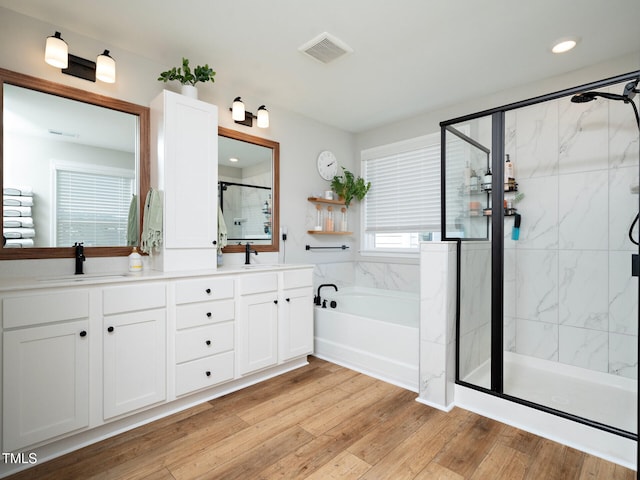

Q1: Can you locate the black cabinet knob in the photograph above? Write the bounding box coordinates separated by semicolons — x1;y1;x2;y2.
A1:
107;326;114;333
79;330;87;337
205;288;211;294
273;300;278;304
286;298;290;302
205;371;211;377
206;340;211;346
206;312;212;318
212;240;217;245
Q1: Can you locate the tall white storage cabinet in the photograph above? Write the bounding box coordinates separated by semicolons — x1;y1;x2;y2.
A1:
150;90;219;271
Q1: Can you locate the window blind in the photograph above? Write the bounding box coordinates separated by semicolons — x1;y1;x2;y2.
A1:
363;134;440;233
55;169;134;247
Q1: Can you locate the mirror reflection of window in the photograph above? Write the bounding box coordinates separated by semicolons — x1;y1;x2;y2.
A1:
3;83;137;248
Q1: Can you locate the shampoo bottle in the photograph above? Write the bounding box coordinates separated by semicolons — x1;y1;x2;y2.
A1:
483;168;492;191
505;154;514;183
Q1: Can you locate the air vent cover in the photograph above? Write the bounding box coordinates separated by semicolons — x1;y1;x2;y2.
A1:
299;32;352;64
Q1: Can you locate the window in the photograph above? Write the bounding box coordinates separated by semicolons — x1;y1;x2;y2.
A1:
54;164;135;247
362;133;440;254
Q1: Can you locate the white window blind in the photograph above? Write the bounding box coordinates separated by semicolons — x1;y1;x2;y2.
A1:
55;168;134;247
363;133;440;234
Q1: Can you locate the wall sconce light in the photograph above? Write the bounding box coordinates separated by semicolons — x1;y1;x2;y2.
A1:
229;97;269;128
44;31;116;83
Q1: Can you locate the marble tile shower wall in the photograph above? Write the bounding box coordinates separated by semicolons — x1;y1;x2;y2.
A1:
504;82;639;379
313;261;420;293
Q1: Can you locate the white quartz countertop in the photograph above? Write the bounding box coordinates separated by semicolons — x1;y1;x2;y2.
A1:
0;263;313;292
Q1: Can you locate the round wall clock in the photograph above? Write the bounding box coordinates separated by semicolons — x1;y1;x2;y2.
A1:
317;150;338;180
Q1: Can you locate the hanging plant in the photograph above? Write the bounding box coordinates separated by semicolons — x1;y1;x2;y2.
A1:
158;58;216;86
330;167;371;208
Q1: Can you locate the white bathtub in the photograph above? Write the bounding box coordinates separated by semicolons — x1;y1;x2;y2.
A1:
314;287;419;391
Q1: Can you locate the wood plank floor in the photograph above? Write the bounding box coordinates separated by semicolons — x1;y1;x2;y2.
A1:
5;357;636;480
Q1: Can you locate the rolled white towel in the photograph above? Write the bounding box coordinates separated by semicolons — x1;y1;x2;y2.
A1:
3;217;34;228
3;206;32;217
3;186;33;197
3;196;34;207
4;238;34;248
3;228;35;238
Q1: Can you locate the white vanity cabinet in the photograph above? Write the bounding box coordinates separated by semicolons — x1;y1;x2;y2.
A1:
279;269;314;361
150;90;219;272
2;290;90;451
102;283;167;419
174;277;235;396
237;273;279;375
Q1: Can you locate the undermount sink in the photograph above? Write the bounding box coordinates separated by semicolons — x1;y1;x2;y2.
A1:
38;273;130;282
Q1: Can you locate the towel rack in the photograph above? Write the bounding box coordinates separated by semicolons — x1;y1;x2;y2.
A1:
305;244;349;250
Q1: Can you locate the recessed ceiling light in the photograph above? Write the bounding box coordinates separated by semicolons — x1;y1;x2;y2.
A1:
551;37;579;54
229;157;239;163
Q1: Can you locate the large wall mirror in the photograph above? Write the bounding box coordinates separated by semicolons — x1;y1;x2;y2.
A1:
0;68;149;260
218;126;279;254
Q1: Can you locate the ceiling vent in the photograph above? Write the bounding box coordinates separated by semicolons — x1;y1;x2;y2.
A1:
298;32;352;64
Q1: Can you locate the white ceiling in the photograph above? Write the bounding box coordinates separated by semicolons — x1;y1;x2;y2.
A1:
2;0;639;133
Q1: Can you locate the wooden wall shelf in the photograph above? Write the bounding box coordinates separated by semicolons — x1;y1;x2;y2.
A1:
307;230;352;235
307;196;345;206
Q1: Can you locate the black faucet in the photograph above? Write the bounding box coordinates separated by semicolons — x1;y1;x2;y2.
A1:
315;283;338;306
244;242;258;265
74;242;85;275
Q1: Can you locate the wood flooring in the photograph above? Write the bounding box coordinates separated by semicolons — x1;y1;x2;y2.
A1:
4;356;636;480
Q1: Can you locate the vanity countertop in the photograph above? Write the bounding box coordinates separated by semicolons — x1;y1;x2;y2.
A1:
0;263;313;292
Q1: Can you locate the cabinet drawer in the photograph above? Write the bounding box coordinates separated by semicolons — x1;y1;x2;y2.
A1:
3;290;89;329
283;268;313;289
175;351;234;396
175;322;234;363
239;273;277;295
176;300;234;330
103;283;165;315
175;277;234;304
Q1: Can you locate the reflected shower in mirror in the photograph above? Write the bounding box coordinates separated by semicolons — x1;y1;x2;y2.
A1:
218;127;279;253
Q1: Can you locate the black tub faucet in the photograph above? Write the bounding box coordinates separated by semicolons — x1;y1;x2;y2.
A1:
74;242;85;275
244;242;258;265
315;283;338;306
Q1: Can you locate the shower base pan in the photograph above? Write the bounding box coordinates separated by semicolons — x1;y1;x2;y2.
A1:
458;352;637;468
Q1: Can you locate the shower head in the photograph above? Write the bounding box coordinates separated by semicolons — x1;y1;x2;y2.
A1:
570;91;627;103
570;92;596;103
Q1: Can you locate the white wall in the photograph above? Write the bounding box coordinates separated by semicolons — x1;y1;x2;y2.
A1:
0;7;356;276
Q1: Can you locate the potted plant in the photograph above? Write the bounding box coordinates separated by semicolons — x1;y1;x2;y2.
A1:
158;58;216;99
330;167;371;207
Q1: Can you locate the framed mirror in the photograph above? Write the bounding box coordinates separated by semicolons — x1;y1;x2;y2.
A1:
0;68;150;260
218;126;279;254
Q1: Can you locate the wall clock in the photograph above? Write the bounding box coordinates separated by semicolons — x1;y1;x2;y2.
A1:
317;150;338;180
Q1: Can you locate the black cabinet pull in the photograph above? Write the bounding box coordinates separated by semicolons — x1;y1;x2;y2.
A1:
206;340;211;346
206;312;212;318
286;298;290;302
273;300;278;304
212;240;217;245
205;371;211;377
107;326;114;333
79;330;87;337
205;288;211;294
